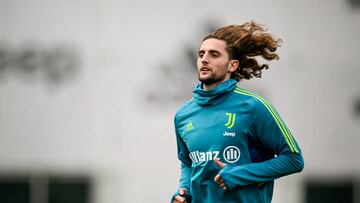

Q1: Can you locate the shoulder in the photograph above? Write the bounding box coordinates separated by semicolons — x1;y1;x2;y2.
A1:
233;87;272;115
174;98;197;121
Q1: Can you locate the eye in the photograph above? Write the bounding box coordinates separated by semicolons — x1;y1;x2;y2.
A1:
209;50;220;58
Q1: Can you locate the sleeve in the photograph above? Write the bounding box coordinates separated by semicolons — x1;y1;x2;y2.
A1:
174;116;192;191
219;99;304;190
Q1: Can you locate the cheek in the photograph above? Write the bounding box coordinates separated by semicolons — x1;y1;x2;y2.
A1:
214;61;229;72
196;58;202;69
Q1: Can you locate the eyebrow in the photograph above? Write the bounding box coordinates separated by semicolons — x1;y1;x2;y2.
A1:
198;49;222;55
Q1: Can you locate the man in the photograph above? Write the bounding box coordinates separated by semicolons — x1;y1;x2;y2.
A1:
171;21;304;203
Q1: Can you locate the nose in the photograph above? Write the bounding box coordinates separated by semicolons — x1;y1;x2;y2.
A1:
200;53;209;64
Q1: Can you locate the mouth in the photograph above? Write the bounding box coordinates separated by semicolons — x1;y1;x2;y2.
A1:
200;67;211;72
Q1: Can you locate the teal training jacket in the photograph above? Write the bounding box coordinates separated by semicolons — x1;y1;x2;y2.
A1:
171;79;304;203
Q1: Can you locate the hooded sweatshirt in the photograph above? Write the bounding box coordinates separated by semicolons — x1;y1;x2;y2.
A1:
171;79;304;203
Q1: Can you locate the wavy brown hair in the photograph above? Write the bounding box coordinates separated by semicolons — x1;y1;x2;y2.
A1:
203;21;282;81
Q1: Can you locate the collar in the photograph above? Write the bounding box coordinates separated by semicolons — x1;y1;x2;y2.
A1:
192;79;237;106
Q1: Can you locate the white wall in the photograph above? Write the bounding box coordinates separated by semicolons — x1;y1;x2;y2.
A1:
1;0;360;202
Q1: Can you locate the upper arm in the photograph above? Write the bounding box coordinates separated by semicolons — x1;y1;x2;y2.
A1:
251;98;301;155
174;116;192;167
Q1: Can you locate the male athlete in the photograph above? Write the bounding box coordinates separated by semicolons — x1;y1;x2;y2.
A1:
171;21;304;203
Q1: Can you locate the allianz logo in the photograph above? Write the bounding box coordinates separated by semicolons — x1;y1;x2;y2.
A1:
189;151;219;164
223;131;236;137
189;146;241;164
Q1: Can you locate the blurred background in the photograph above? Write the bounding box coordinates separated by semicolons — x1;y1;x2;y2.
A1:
0;0;360;202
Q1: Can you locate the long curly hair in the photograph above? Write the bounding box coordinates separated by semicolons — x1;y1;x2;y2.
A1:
203;21;282;81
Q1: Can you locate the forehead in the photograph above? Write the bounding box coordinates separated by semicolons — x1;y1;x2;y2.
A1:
199;38;227;52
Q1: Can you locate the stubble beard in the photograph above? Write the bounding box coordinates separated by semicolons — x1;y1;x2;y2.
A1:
198;71;226;86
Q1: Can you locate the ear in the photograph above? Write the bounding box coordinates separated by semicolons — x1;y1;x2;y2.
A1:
228;60;239;73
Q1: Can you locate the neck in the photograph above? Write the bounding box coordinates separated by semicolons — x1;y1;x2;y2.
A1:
203;77;230;91
203;82;220;91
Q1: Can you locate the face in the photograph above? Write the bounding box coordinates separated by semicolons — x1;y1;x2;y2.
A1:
197;38;237;88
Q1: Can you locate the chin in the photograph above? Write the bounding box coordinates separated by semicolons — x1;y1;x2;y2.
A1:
199;78;215;85
198;77;210;83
